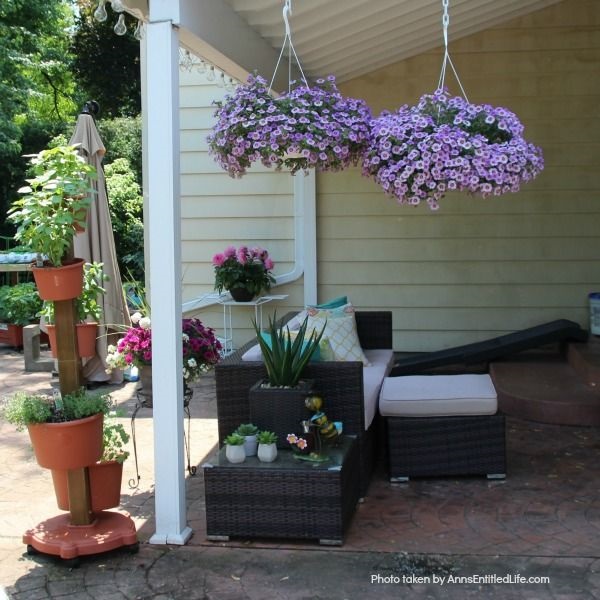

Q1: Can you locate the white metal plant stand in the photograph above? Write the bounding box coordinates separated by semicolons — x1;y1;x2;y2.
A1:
218;294;288;356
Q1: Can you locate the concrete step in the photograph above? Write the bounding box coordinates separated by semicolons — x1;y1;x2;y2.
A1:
490;360;600;426
568;338;600;386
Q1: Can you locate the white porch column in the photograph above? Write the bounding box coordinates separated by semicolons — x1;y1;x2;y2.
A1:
143;16;191;545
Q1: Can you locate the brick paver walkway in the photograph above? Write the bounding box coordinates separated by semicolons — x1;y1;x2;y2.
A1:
1;347;599;599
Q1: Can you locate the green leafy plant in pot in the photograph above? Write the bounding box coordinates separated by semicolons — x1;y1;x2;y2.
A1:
41;262;107;358
0;283;43;348
257;430;278;463
7;145;97;301
248;313;325;448
224;432;246;463
1;388;111;470
235;423;259;456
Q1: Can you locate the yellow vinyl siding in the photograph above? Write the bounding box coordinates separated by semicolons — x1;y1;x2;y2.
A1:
325;0;600;350
179;67;300;343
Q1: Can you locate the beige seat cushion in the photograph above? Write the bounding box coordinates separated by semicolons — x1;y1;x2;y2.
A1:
379;374;497;417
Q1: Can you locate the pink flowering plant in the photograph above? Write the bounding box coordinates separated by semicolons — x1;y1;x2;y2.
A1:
106;314;221;383
208;74;372;177
212;245;275;297
362;88;544;210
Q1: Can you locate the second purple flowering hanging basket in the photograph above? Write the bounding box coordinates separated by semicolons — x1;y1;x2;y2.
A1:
362;88;545;210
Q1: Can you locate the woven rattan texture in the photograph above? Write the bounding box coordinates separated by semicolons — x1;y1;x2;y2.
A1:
248;379;314;448
204;436;360;543
215;311;392;497
386;414;506;479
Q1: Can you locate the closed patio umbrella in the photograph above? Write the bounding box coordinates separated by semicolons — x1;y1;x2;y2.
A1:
70;104;130;383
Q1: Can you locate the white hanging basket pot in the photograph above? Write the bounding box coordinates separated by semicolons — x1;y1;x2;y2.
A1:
362;88;544;210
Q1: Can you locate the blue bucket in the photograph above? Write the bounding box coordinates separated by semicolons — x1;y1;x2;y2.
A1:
589;293;600;335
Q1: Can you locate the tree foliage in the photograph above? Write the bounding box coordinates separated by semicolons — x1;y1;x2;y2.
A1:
71;1;141;118
104;158;144;281
0;0;78;236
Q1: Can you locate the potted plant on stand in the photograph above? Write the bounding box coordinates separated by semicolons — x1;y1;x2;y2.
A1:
1;388;110;471
51;411;131;513
249;314;325;447
7;145;97;301
0;282;43;348
212;245;275;302
106;312;222;407
257;430;278;463
224;432;246;464
42;262;107;359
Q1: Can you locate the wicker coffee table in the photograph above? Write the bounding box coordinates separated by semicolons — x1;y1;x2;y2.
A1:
203;435;359;545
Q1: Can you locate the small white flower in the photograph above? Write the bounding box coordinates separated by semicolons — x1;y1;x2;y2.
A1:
139;317;151;330
183;369;189;380
182;333;189;343
107;344;116;353
187;358;197;368
131;312;142;324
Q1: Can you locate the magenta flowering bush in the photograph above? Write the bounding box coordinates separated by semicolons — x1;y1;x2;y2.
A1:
362;88;545;210
212;245;275;297
207;74;372;177
106;315;221;383
181;318;222;381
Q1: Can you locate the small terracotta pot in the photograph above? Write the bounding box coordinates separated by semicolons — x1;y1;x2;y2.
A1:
75;322;98;358
32;258;85;301
52;460;124;512
46;322;98;359
27;413;103;470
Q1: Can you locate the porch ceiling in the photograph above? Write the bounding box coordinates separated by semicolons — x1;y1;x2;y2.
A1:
222;0;563;82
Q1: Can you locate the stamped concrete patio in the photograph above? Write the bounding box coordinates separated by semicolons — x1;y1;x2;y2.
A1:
1;345;599;599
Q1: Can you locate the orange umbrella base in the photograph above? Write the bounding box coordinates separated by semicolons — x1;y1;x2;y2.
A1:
23;511;137;560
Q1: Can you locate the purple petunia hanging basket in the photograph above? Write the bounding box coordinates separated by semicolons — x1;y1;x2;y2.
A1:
362;88;545;210
208;74;372;177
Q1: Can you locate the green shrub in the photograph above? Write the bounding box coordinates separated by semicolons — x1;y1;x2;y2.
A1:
0;282;42;325
104;158;144;281
102;413;130;463
98;117;142;187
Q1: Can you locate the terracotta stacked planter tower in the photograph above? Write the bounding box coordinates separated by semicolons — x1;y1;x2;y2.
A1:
22;247;137;562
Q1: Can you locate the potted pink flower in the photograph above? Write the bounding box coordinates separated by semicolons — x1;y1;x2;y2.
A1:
212;245;275;302
106;314;221;406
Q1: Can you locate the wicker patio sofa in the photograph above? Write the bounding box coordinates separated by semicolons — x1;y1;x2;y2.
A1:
214;310;393;498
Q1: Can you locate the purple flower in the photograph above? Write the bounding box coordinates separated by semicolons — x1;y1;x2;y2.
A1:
363;87;544;209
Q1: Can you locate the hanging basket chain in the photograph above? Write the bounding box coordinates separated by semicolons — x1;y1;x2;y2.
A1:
436;0;469;101
269;0;310;93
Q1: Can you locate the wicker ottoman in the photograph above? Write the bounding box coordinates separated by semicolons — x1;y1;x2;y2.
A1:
203;435;360;545
379;374;506;482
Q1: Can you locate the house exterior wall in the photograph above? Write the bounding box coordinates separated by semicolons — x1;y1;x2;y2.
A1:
179;0;599;352
328;0;600;351
179;66;301;341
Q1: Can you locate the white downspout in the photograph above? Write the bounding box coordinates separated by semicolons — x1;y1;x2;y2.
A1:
272;169;317;306
181;169;317;314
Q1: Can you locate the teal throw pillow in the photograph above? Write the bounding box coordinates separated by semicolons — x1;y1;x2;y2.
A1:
309;296;348;310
